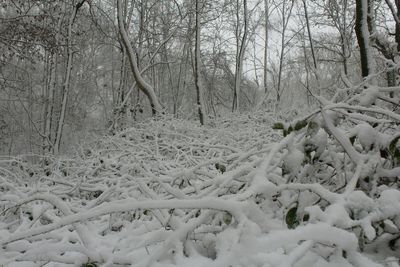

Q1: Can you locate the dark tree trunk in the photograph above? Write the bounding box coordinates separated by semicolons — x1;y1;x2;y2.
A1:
355;0;372;78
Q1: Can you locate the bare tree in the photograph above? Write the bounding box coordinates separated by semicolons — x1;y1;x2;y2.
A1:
263;0;269;95
276;0;295;102
117;0;163;116
194;0;207;125
302;0;318;75
54;0;87;155
232;0;248;112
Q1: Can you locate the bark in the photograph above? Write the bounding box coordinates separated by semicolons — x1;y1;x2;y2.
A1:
341;0;349;75
117;0;163;116
194;0;207;125
340;34;349;75
355;0;373;78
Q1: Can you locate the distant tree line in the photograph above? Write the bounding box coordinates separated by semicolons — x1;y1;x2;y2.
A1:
0;0;398;155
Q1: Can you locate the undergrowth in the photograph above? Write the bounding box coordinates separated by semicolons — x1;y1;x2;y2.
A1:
0;82;399;266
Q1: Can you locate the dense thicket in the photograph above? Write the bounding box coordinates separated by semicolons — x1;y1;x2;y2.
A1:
0;0;399;266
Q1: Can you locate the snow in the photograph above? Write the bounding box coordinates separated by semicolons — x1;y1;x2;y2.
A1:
345;190;376;212
283;147;304;176
351;123;378;151
377;190;400;218
0;103;399;267
359;87;380;107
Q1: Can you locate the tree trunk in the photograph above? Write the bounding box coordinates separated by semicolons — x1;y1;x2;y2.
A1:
43;52;57;153
194;0;207;125
117;0;163;116
341;0;349;75
263;0;269;95
233;0;248;112
114;50;128;130
302;0;320;93
355;0;374;78
276;0;294;102
302;0;317;71
395;0;400;89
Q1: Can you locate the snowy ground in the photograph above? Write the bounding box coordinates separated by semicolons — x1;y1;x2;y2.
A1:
0;107;399;267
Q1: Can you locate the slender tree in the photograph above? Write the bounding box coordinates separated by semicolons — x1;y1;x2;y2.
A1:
233;0;248;112
276;0;295;102
194;0;207;125
54;0;87;155
263;0;269;95
117;0;163;116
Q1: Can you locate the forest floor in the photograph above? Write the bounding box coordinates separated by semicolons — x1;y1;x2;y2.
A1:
0;111;399;267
